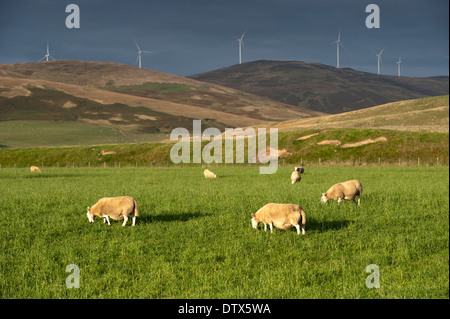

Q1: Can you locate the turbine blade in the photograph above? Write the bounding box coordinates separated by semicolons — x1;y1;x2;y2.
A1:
134;39;141;51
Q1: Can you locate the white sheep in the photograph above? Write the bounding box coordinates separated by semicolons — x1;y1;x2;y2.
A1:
251;203;306;235
99;149;117;155
290;167;304;184
321;180;362;206
30;166;41;173
203;169;217;178
86;196;139;226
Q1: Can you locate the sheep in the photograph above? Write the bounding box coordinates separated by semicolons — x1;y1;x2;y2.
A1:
203;169;217;178
30;166;41;173
99;149;117;155
251;203;306;235
86;196;139;226
321;180;362;206
290;167;304;184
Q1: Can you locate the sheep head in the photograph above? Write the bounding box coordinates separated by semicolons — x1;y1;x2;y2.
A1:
86;206;94;223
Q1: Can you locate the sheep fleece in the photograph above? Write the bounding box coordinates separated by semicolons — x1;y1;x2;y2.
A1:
90;196;138;220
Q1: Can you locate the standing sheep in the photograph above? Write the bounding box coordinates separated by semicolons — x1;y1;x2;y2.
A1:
321;180;362;206
86;196;139;226
30;166;41;173
290;167;304;184
203;169;217;178
251;203;306;235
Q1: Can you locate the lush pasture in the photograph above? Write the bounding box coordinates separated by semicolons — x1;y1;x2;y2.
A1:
0;166;448;298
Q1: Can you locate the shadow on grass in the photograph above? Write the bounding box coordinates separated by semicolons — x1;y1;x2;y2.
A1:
306;219;351;232
22;172;103;179
138;211;212;224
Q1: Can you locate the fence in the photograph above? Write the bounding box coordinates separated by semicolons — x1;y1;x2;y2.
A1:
0;156;448;169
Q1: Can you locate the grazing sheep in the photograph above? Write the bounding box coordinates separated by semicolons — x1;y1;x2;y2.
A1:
321;180;362;206
30;166;41;173
290;167;304;184
86;196;139;226
203;169;217;178
251;203;306;235
99;149;117;155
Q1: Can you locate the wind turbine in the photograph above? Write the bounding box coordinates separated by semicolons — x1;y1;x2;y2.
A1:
134;39;152;69
237;31;246;64
396;56;402;77
376;47;385;75
39;41;55;62
334;30;344;68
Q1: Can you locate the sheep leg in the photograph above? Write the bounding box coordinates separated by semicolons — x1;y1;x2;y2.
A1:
132;215;136;226
357;197;361;206
269;223;273;234
338;198;342;205
122;215;128;227
104;216;111;225
295;225;300;235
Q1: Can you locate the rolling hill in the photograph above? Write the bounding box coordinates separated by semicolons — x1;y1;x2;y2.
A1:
189;60;449;114
266;95;449;133
0;60;322;148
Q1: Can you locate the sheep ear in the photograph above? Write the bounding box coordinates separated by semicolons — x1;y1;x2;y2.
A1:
251;213;255;218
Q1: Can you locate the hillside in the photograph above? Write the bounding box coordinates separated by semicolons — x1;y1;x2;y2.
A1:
0;128;447;168
269;95;449;133
0;60;323;148
189;60;449;114
0;60;322;121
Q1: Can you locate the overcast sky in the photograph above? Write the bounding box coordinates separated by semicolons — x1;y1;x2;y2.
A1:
0;0;448;77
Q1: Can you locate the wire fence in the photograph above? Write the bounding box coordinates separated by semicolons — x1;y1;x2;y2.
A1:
0;156;448;169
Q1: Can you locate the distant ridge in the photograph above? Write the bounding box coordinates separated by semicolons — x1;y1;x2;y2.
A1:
0;60;324;147
189;60;449;114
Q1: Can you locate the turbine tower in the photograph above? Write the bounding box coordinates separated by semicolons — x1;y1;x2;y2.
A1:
376;47;385;75
39;41;54;62
134;39;152;69
237;31;246;64
334;30;344;68
396;56;402;77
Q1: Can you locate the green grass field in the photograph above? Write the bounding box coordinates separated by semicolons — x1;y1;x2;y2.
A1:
0;166;448;298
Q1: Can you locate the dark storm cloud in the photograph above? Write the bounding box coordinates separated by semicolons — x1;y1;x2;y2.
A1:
0;0;448;76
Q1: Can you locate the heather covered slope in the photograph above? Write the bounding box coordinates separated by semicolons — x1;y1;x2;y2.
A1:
189;60;449;114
